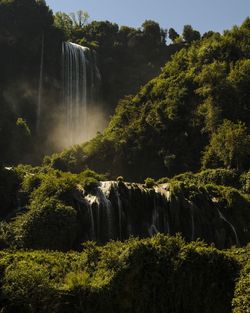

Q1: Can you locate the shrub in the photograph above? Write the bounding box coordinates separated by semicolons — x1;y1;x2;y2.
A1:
13;198;78;250
240;171;250;193
0;235;241;313
232;262;250;313
2;260;57;313
144;177;155;188
197;168;240;188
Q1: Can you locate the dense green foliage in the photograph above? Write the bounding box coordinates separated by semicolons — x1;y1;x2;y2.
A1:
0;235;245;313
227;245;250;313
159;168;243;189
0;166;107;249
232;258;250;313
46;19;250;180
202;120;250;170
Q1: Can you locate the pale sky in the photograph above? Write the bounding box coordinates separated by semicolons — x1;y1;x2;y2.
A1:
45;0;250;34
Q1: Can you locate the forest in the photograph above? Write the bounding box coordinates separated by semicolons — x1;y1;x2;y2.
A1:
0;0;249;312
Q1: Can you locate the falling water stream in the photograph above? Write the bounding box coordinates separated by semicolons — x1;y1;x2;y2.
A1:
62;42;89;144
217;208;240;246
75;181;243;247
37;32;45;131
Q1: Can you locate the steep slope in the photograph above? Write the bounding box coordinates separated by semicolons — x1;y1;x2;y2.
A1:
47;19;250;180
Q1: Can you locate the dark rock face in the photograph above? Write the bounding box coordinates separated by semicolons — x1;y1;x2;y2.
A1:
76;181;248;248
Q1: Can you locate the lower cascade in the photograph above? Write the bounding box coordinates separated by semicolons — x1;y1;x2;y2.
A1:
217;208;240;246
62;42;100;145
75;181;244;248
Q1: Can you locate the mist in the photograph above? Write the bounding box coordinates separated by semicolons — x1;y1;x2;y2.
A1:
49;102;108;151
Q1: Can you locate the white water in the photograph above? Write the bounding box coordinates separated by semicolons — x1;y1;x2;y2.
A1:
114;186;123;239
85;193;96;240
217;208;240;246
188;201;195;241
37;33;44;131
79;181;241;247
62;42;89;145
98;182;114;239
148;224;159;237
191;206;195;241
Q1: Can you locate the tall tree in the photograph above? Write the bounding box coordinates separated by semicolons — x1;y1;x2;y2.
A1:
183;25;201;43
142;20;162;45
168;28;179;42
70;10;89;28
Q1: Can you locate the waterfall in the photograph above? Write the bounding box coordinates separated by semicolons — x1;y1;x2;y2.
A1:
113;185;123;239
217;208;240;246
62;42;99;145
98;182;114;239
78;181;243;248
37;32;45;131
191;206;195;241
149;195;160;237
85;193;96;240
187;200;195;241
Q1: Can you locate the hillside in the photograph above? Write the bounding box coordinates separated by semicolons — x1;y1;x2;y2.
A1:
47;18;250;181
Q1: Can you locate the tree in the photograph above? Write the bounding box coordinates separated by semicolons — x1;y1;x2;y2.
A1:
202;120;250;170
54;11;73;37
70;10;89;28
240;16;250;30
183;25;201;43
202;31;218;39
168;28;179;42
142;20;162;45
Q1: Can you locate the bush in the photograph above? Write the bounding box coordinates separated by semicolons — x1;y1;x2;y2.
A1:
2;260;57;313
144;177;155;188
197;168;240;188
0;235;240;313
232;261;250;313
13;198;78;250
240;171;250;193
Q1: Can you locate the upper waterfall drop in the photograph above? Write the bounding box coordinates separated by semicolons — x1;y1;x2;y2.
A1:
37;32;45;132
62;42;100;145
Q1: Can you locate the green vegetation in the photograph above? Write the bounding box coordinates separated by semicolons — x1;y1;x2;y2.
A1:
46;19;250;180
53;16;187;117
232;259;250;313
0;235;246;313
144;177;155;188
160;168;242;188
202;120;250;170
0;166;107;249
227;245;250;313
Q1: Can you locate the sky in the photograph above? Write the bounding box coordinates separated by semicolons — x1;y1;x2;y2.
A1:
45;0;250;35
